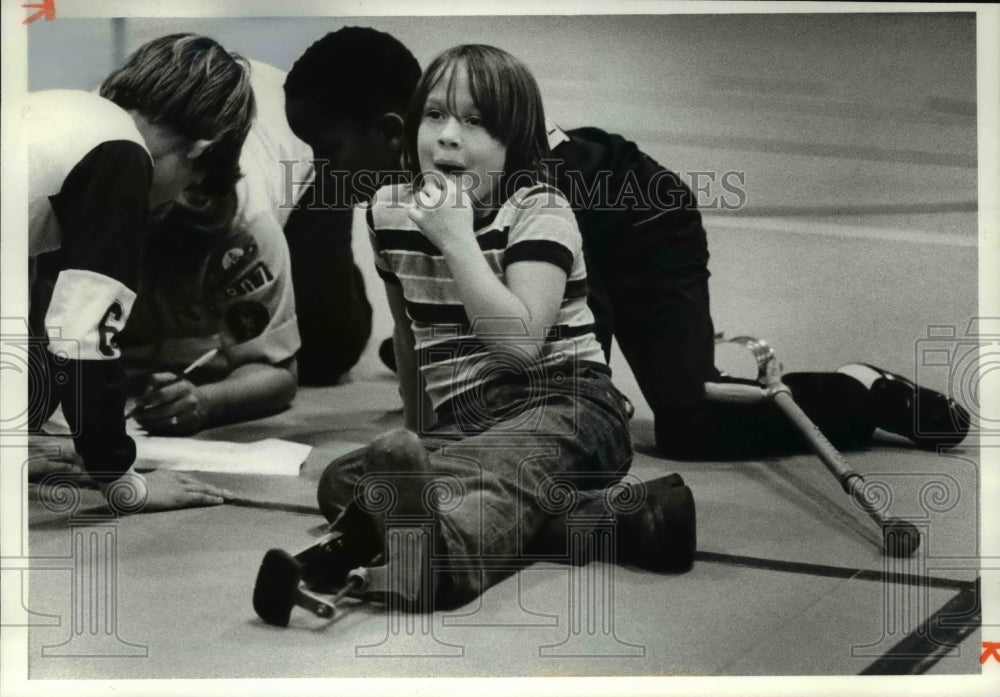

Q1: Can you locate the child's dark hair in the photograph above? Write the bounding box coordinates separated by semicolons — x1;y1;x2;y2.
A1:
285;27;421;125
403;44;551;199
100;33;256;193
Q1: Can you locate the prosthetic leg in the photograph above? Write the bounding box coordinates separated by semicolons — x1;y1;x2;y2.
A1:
252;497;431;627
254;430;441;627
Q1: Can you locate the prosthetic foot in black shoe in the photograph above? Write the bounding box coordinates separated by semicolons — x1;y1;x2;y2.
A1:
838;363;970;449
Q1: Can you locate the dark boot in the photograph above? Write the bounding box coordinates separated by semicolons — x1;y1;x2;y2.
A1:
534;474;696;573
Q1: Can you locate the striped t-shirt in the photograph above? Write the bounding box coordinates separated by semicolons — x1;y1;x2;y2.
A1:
368;182;608;413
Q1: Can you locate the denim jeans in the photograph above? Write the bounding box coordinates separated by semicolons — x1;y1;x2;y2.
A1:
320;364;635;607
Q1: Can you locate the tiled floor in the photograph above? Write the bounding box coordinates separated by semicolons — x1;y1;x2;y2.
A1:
23;338;982;679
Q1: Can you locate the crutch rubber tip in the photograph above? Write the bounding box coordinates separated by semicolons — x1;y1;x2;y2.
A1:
882;518;921;558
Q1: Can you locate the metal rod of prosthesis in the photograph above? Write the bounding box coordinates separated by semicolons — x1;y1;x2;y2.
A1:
294;587;336;619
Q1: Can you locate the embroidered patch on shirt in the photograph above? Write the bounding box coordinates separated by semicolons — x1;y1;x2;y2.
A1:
221;261;274;297
225;301;270;342
206;238;259;289
221;247;246;270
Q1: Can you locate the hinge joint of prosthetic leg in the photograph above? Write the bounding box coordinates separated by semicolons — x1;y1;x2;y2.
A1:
346;525;433;610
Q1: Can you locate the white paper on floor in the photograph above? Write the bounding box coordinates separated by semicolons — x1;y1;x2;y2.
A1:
134;437;311;475
41;407;312;475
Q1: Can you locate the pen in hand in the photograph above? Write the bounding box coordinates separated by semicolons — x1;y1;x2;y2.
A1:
125;348;219;420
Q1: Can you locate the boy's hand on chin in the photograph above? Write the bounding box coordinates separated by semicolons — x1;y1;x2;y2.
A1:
406;174;475;253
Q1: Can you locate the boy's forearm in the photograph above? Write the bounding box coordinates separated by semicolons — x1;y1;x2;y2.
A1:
197;359;297;426
441;239;544;357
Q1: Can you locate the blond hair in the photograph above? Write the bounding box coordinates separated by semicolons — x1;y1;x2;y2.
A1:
100;33;256;192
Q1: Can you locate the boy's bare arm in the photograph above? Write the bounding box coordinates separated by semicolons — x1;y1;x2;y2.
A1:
500;259;566;341
385;282;431;432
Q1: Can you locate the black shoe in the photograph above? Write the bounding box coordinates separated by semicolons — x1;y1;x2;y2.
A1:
379;337;397;373
530;474;691;565
839;363;970;449
611;476;696;573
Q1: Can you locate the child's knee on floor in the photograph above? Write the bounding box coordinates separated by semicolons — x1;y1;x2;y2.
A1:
317;448;368;522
